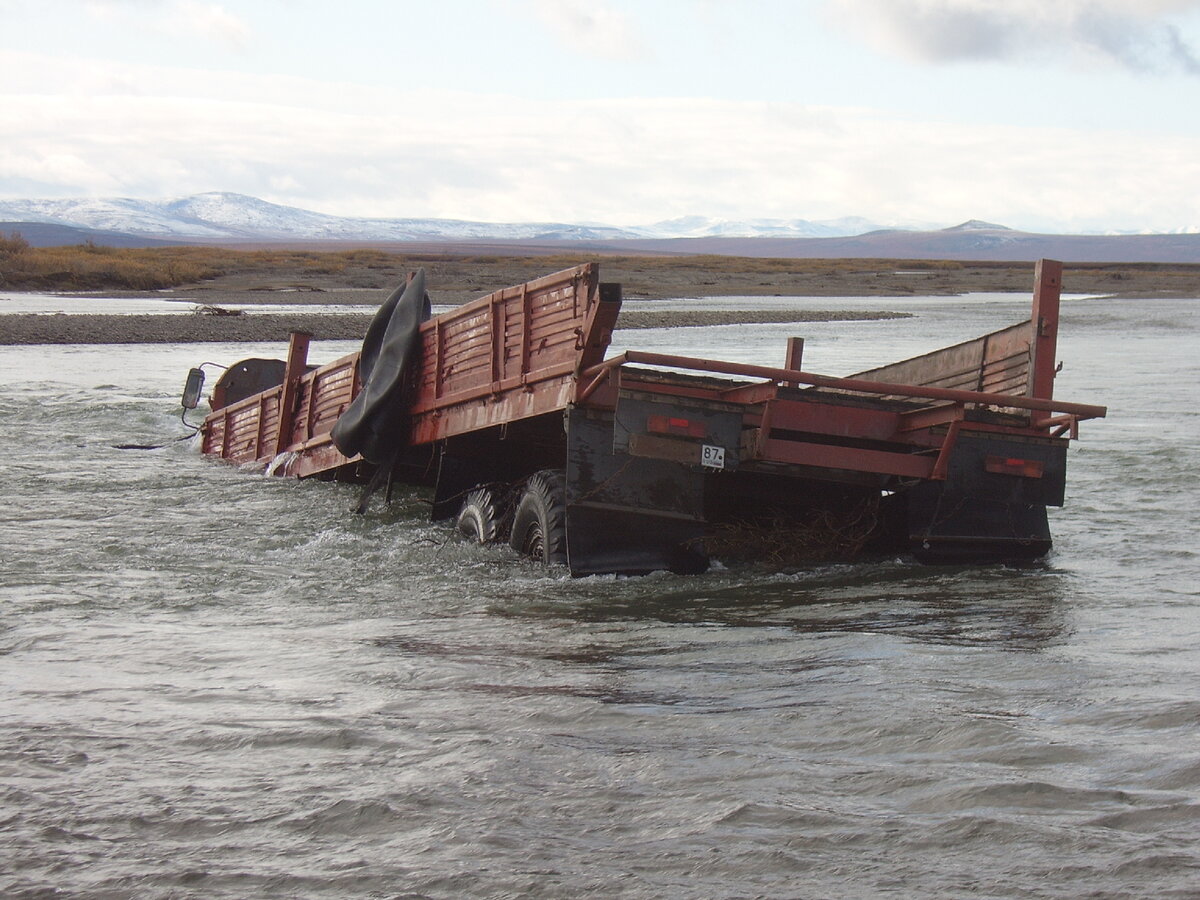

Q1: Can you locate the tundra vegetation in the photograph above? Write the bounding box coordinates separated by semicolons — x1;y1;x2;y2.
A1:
2;231;1199;299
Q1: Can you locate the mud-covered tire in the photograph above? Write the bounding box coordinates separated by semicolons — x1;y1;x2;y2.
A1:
456;486;505;544
509;470;567;566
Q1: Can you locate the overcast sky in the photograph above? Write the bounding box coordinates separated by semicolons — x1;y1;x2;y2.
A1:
3;0;1200;232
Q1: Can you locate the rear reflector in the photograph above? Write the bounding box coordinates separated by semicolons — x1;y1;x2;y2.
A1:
647;414;707;438
985;455;1045;478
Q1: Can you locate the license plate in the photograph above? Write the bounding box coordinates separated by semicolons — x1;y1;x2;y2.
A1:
701;444;726;469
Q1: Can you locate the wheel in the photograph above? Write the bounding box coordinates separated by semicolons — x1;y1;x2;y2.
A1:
456;486;505;543
509;470;568;566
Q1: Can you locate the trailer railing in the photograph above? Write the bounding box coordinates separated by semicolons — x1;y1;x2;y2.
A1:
578;350;1108;425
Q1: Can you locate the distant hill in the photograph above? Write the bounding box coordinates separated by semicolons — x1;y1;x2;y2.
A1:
591;224;1200;263
0;222;182;249
2;192;1199;262
0;192;926;243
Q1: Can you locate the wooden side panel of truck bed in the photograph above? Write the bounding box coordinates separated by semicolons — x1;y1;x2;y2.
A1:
201;263;617;474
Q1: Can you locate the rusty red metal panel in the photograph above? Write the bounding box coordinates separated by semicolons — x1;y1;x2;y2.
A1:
274;332;310;457
283;356;356;449
309;363;355;433
201;417;222;455
754;435;936;479
280;441;355;479
409;374;577;445
785;337;805;382
409;265;600;406
295;373;316;441
584;365;779;410
409;359;579;419
576;283;622;375
897;403;965;432
519;283;532;375
1029;258;1062;403
717;382;779;405
845;321;1033;398
585;351;1106;421
763;396;902;441
220;392;278;464
930;419;962;481
200;266;605;473
406;264;601;426
197;260;1099;506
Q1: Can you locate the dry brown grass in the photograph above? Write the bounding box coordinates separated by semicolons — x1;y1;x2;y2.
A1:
2;235;216;289
0;236;396;290
3;233;1199;299
0;233;967;292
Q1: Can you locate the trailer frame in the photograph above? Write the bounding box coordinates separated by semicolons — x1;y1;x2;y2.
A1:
198;259;1105;574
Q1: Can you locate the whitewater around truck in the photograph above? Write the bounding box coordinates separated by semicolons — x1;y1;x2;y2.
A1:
187;260;1105;575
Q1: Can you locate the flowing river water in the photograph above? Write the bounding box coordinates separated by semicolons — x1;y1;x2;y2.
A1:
1;292;1198;898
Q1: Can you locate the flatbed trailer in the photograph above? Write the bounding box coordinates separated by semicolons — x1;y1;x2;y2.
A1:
193;260;1106;575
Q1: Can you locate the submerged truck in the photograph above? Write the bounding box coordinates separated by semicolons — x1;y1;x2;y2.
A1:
189;260;1106;575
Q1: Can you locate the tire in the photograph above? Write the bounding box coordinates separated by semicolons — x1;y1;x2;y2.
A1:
456;486;505;544
509;470;568;566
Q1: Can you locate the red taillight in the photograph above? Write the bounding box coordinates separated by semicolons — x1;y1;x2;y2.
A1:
985;455;1045;478
647;414;707;438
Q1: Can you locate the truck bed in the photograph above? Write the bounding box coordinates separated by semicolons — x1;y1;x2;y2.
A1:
197;260;1106;574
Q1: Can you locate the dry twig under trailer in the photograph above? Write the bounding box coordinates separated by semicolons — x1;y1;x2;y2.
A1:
189;260;1105;575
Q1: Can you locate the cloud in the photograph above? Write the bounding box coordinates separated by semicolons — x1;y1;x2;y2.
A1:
526;0;647;61
169;1;250;48
829;0;1200;74
80;0;250;49
3;49;1200;232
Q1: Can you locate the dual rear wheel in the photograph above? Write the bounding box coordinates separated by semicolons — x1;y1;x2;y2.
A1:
454;469;567;566
455;486;504;544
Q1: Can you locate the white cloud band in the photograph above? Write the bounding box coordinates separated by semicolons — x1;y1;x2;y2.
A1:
2;49;1198;232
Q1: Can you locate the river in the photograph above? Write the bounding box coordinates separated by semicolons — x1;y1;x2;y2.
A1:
1;292;1198;898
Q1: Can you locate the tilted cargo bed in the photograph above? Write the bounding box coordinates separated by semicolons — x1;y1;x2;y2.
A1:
196;260;1105;574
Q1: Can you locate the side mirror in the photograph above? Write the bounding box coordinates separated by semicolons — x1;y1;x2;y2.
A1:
181;367;205;409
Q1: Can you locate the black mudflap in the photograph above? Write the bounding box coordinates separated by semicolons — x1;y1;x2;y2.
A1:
565;407;709;576
907;487;1052;562
905;432;1067;562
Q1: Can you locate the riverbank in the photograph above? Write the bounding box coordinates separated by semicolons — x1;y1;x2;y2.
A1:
3;253;1194;344
56;257;1200;305
0;307;911;345
7;249;1199;302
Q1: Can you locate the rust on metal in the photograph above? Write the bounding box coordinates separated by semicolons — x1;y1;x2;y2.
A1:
580;350;1107;421
274;331;311;457
193;259;1105;572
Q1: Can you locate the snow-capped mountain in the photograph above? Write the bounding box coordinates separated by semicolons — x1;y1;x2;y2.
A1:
638;215;843;238
7;194;1200;261
0;196;236;238
943;219;1013;232
639;214;933;239
0;192;908;242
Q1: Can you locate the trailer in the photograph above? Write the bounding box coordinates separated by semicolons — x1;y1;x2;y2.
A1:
190;260;1106;575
